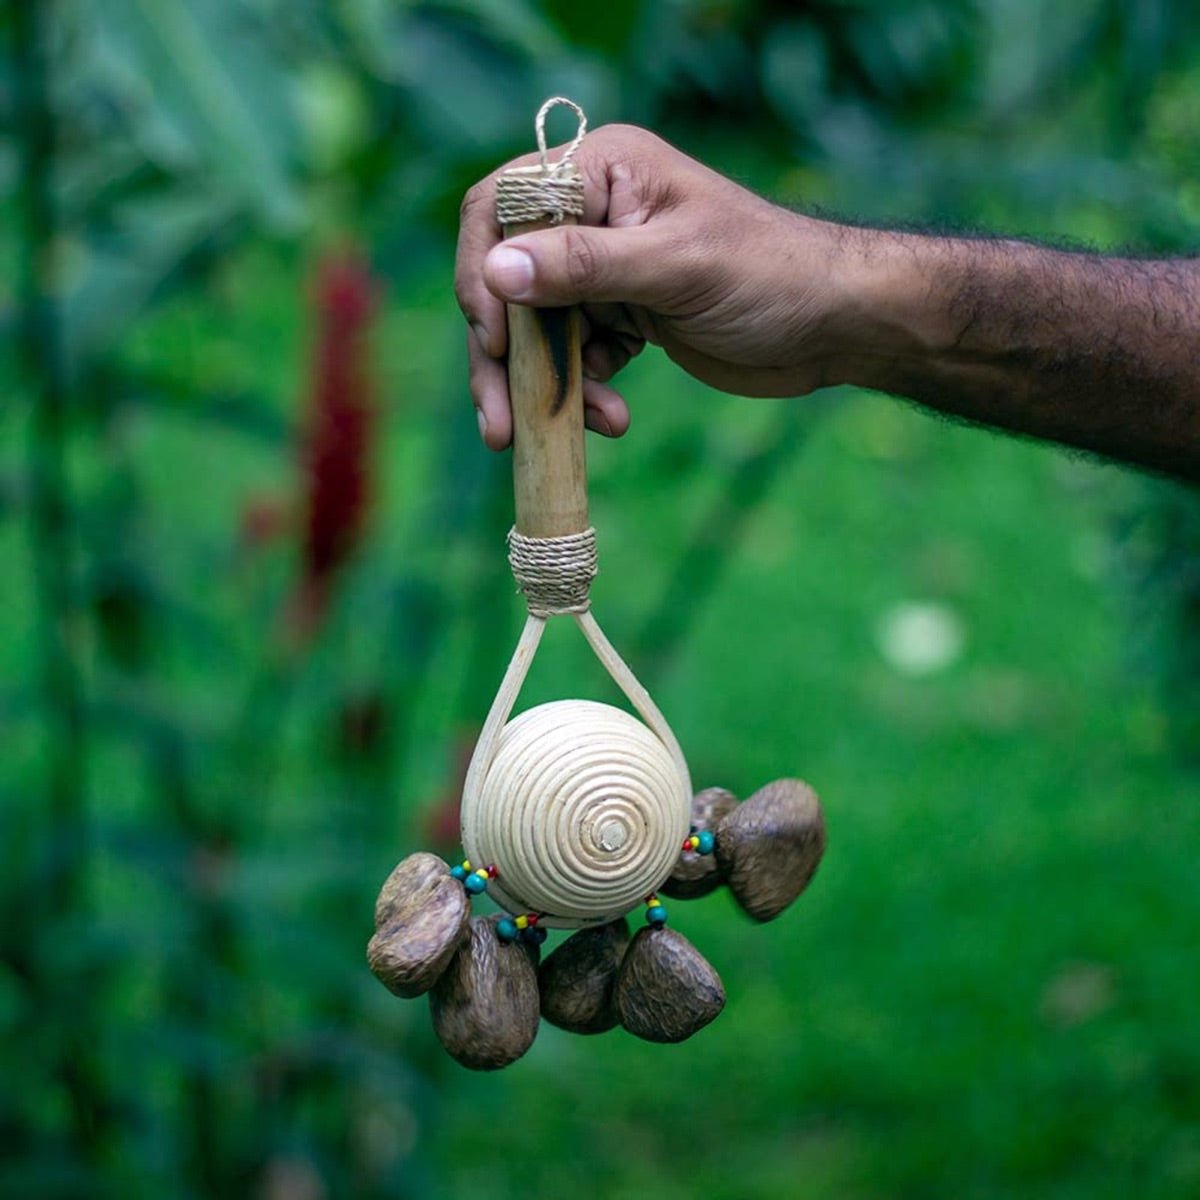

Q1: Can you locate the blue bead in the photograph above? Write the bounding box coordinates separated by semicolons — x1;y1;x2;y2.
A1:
521;926;547;947
696;830;716;855
464;874;487;895
496;917;519;942
450;865;468;881
646;904;668;927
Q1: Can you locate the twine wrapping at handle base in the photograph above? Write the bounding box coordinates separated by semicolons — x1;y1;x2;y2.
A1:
507;526;597;617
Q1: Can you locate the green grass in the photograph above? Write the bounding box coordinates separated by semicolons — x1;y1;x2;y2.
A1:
9;240;1200;1200
420;324;1200;1199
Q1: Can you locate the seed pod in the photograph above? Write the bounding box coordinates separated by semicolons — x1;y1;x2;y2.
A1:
614;926;725;1043
715;778;825;922
429;914;541;1070
538;918;629;1035
367;852;470;998
660;787;738;900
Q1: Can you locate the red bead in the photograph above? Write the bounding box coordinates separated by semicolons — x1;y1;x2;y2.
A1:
487;864;499;878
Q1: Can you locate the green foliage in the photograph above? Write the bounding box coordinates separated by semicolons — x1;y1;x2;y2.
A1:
3;1;1199;1197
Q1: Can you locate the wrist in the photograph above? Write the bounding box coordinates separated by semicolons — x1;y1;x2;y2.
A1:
818;224;967;391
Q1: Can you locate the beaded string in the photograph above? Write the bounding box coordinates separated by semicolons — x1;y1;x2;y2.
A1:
447;824;715;943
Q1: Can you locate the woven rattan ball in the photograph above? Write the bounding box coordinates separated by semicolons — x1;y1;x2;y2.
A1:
461;700;690;927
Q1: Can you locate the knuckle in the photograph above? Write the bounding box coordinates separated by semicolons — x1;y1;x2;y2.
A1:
590;123;669;170
594;122;656;148
453;274;474;319
459;181;488;225
563;227;603;291
671;223;720;291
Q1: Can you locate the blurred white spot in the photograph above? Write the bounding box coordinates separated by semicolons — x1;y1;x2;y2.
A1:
1039;961;1117;1028
876;602;965;676
260;1156;325;1200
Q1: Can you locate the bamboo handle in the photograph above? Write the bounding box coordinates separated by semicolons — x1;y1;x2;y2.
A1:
503;200;588;538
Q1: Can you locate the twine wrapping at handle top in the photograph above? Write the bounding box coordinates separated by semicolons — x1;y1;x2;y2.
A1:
495;97;587;226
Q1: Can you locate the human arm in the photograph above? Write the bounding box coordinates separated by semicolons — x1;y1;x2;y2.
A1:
454;124;1200;481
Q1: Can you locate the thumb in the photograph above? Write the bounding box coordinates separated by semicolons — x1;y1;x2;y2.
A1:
483;224;674;309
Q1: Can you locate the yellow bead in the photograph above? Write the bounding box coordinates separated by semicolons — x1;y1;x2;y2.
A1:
688;836;700;850
475;868;489;879
462;860;472;871
647;898;661;909
515;915;528;930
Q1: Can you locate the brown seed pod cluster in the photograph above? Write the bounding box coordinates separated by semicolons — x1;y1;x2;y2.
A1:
367;852;469;998
613;927;726;1043
367;779;824;1070
714;779;826;922
665;778;826;921
538;918;629;1035
429;914;541;1070
660;787;738;900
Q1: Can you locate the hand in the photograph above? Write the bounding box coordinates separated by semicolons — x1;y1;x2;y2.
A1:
458;124;1200;479
454;124;855;449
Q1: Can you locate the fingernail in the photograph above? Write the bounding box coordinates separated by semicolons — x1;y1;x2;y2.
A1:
471;322;490;354
488;245;534;298
476;408;488;441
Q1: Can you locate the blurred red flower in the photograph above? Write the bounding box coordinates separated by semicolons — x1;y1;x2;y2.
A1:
287;249;379;641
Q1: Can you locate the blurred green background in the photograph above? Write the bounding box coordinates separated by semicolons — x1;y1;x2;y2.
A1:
4;1;1200;1197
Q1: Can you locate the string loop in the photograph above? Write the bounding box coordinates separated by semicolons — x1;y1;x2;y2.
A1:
535;96;587;175
495;97;587;226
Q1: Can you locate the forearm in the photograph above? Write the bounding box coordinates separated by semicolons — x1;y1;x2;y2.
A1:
831;230;1200;480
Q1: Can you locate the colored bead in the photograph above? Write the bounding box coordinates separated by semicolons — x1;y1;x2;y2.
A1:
450;865;468;881
646;904;668;927
464;873;487;895
521;926;547;947
514;914;529;930
462;860;472;871
474;868;489;880
496;917;519;943
696;831;715;855
487;864;499;879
